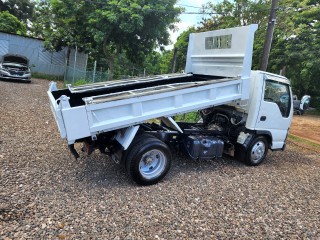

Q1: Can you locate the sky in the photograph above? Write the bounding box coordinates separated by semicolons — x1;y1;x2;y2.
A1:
167;0;214;49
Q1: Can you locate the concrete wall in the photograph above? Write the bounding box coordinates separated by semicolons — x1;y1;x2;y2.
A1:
0;32;88;77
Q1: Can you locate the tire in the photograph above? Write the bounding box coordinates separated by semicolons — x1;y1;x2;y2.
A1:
125;136;172;185
244;136;268;166
120;133;154;166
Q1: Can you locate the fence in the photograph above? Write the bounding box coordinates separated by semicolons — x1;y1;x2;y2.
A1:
64;66;150;86
64;66;113;85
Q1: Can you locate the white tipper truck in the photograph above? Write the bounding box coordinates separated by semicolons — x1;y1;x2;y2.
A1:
47;24;293;185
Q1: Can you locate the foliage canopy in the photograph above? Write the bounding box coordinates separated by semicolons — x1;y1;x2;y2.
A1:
170;0;320;99
0;11;27;35
0;0;34;23
1;0;319;102
34;0;181;74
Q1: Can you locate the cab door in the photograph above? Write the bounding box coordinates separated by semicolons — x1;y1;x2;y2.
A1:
254;79;293;149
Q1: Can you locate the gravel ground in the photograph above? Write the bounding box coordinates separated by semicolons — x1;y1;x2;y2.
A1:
1;78;320;239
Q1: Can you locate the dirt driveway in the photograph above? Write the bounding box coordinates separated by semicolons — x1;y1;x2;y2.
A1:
290;113;320;144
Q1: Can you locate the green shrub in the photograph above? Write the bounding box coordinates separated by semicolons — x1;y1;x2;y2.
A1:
174;111;200;123
32;72;64;81
310;97;320;111
73;79;88;86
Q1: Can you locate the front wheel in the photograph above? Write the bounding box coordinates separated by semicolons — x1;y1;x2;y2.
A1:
244;136;268;166
125;136;172;185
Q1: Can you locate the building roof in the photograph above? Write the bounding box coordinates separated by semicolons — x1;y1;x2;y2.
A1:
0;30;44;41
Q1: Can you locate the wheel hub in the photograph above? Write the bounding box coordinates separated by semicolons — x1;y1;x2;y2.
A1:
251;141;266;162
139;150;167;179
145;157;153;165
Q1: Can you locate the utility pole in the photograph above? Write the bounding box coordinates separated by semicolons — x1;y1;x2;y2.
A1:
260;0;278;71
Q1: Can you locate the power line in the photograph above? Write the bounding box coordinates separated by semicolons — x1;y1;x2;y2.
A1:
176;4;203;9
82;0;320;16
179;5;319;15
182;12;217;15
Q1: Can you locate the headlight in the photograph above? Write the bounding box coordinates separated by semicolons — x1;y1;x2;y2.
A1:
0;67;9;73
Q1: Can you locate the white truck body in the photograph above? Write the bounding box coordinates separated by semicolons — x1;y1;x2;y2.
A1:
47;24;293;185
49;25;258;144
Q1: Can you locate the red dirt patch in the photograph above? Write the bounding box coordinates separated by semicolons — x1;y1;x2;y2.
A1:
289;113;320;144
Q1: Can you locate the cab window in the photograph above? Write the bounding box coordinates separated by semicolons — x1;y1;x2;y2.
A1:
264;80;291;118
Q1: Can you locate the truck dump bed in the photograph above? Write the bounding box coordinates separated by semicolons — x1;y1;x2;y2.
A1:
48;25;258;144
51;73;234;106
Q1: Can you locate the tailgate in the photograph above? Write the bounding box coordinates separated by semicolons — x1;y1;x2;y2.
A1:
185;24;258;79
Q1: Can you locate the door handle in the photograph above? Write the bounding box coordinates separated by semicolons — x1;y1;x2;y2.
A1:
260;116;266;121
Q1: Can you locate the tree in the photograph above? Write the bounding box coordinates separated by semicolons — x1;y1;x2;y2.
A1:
30;1;56;39
199;0;270;70
0;11;27;35
173;27;196;72
36;0;182;75
142;51;163;75
269;0;320;97
0;0;35;23
89;0;181;74
158;50;174;74
33;0;94;53
200;0;270;30
157;0;271;74
198;0;320;98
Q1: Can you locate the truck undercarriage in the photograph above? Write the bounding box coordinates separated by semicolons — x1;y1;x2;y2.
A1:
72;104;268;185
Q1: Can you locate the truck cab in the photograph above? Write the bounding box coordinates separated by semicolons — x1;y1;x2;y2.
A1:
243;71;293;150
197;71;293;167
228;71;292;165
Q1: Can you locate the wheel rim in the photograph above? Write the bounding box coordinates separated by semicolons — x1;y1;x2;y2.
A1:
139;149;167;180
250;140;266;163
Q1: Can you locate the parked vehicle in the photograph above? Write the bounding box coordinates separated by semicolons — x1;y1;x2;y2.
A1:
293;95;311;115
47;25;293;185
0;54;31;82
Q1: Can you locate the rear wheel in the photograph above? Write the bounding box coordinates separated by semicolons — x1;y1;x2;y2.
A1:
125;135;172;185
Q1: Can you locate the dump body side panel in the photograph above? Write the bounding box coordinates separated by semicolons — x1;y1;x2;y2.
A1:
85;80;243;135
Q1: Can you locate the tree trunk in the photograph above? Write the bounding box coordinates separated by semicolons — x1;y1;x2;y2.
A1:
66;47;71;66
103;39;117;80
108;57;114;80
171;47;178;73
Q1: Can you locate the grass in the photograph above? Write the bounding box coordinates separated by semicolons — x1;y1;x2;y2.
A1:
288;134;320;152
306;109;320;116
32;72;64;81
